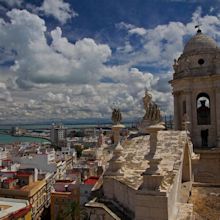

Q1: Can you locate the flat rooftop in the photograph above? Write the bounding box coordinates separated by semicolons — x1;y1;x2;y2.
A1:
20;180;46;196
0;197;29;219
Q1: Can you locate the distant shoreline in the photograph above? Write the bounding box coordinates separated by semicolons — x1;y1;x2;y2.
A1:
11;134;50;142
0;122;134;130
0;133;50;144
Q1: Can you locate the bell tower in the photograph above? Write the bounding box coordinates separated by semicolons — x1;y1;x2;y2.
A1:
170;29;220;148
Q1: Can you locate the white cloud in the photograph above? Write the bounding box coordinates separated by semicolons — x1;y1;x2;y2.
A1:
128;27;147;36
116;22;134;30
43;92;71;104
0;65;167;122
0;82;13;102
210;7;215;13
115;7;220;69
0;9;111;88
1;7;220;122
116;41;133;53
39;0;78;24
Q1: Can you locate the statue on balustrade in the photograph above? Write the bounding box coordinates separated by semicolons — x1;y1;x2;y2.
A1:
112;107;122;125
143;90;161;124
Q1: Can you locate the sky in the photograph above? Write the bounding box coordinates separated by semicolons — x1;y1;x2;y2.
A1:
0;0;220;123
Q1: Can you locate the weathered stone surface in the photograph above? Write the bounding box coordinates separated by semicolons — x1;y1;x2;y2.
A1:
189;186;220;219
86;30;220;220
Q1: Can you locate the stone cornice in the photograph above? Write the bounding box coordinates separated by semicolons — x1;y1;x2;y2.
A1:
171;74;220;84
179;49;220;58
172;91;182;96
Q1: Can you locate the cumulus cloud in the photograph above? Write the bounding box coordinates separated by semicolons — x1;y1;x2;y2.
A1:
0;9;111;88
115;8;220;68
1;7;220;122
39;0;78;24
43;92;71;104
116;41;133;53
129;27;147;36
116;22;147;36
0;66;163;122
0;82;13;102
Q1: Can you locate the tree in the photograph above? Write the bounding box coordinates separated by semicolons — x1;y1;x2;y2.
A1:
56;201;89;220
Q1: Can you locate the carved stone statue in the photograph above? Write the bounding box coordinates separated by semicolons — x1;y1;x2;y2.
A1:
143;90;161;124
112;108;122;125
143;90;152;110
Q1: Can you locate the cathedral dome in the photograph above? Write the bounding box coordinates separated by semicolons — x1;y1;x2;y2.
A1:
183;30;218;53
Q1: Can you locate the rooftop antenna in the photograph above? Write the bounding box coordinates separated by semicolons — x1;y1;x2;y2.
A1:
195;24;202;33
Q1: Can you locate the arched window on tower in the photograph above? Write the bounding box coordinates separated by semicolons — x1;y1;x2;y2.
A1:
197;93;210;125
182;100;186;115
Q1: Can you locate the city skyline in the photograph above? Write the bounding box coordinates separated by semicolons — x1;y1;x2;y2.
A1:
0;0;220;123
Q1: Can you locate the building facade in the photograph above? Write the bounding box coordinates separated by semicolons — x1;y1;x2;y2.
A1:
170;29;220;184
50;124;67;147
50;180;80;220
0;169;47;219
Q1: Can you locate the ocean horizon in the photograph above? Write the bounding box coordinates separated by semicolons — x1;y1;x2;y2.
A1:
0;119;137;130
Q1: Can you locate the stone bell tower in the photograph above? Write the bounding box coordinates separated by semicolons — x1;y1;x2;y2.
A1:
170;29;220;148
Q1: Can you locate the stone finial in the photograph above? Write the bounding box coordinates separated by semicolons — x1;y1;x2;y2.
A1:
111;107;122;125
97;129;104;148
112;124;125;145
144;123;165;159
139;90;165;156
141;158;164;191
142;90;161;126
111;105;125;144
144;158;162;175
105;142;125;176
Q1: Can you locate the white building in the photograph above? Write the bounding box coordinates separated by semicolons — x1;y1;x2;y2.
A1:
14;153;57;173
0;148;9;166
61;144;76;157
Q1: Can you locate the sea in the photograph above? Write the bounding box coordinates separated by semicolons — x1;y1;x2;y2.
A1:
0;124;99;130
0;124;85;144
0;134;49;144
0;122;134;144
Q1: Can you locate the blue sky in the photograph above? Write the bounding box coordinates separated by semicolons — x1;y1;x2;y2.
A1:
0;0;220;123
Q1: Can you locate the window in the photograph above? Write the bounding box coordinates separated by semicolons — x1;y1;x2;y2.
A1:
198;58;205;65
197;93;210;125
182;100;186;115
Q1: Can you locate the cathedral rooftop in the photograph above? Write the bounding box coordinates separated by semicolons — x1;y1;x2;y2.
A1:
87;129;193;219
109;130;189;190
183;30;218;53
